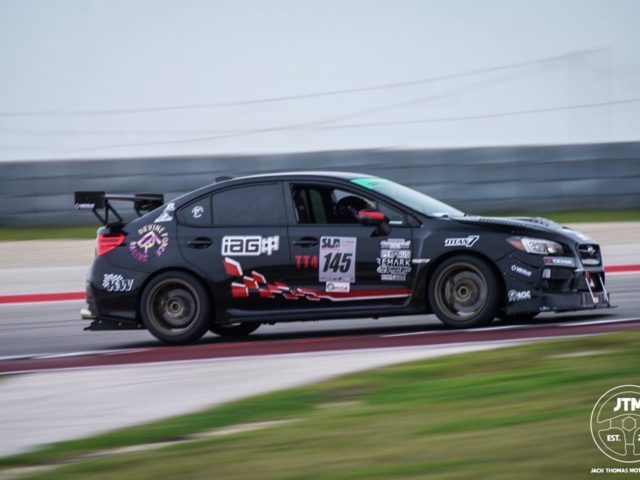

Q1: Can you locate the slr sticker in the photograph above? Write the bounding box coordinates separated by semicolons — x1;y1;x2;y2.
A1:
102;273;134;292
129;224;169;262
221;236;280;256
444;235;479;248
377;238;412;281
319;236;356;283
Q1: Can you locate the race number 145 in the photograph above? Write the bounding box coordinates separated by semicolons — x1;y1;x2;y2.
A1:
319;236;356;283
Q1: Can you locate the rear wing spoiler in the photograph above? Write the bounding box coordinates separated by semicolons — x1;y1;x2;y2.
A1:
74;191;164;226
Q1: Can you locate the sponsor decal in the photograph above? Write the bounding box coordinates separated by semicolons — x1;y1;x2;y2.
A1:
222;257;410;302
412;258;431;264
319;236;356;283
102;273;134;292
544;256;575;267
511;264;533;278
191;205;204;219
377;238;411;281
508;289;531;302
590;385;640;463
444;235;479;248
295;254;318;269
154;202;175;223
326;281;350;293
74;202;95;210
129;223;169;262
221;235;280;256
380;238;411;250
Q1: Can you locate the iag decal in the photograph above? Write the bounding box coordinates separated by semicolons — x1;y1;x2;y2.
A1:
129;224;169;262
295;255;318;269
102;273;134;292
221;235;280;256
444;235;479;248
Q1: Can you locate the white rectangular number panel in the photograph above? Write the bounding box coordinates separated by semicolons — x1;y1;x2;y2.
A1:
319;236;357;283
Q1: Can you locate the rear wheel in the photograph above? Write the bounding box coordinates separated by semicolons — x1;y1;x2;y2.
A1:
210;322;261;338
141;271;210;345
428;255;501;329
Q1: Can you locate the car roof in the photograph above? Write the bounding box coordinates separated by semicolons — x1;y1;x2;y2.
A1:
227;171;376;183
173;171;380;206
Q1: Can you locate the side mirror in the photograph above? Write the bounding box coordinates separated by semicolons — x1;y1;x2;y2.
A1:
358;209;391;236
358;209;387;226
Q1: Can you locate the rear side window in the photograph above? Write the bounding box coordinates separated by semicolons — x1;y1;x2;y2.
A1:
211;183;286;226
177;198;212;227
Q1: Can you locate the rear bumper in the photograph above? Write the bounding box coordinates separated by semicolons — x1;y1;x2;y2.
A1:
82;278;142;330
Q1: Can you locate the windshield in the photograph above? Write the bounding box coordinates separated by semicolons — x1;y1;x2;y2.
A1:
351;178;464;218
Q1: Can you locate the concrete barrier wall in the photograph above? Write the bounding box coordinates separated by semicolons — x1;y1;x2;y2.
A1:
1;141;639;226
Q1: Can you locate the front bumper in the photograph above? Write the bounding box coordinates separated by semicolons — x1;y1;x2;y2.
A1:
500;251;613;316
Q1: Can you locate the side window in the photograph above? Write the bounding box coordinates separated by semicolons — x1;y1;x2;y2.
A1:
211;183;286;226
177;198;212;227
291;184;407;225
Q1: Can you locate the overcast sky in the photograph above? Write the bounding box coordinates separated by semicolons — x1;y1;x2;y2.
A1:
1;0;639;161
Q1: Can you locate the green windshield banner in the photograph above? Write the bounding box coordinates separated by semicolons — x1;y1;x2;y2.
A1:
351;178;388;190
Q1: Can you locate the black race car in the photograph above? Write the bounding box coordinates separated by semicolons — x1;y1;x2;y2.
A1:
75;171;612;345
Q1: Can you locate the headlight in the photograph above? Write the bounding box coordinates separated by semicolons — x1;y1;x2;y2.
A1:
507;237;565;255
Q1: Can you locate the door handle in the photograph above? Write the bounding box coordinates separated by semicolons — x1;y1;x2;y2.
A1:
187;237;213;249
293;237;319;248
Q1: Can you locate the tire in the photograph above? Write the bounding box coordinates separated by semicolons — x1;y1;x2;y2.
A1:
210;322;261;338
428;255;502;329
140;271;210;345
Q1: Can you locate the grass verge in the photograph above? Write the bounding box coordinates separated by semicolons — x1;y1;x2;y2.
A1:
0;226;97;241
3;332;639;479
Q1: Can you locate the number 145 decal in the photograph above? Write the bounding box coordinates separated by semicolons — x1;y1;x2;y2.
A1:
319;236;356;283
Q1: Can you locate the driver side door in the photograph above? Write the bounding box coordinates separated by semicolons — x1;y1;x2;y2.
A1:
282;182;415;307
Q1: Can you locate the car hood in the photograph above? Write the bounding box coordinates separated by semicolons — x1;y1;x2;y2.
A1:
453;216;597;244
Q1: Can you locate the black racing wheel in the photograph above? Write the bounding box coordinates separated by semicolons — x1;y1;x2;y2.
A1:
428;255;502;329
210;322;261;338
140;271;210;345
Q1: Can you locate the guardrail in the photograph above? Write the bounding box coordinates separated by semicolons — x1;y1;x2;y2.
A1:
0;141;638;226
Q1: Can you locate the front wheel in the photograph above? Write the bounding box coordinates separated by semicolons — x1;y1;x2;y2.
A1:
428;255;502;329
210;322;261;338
140;271;210;345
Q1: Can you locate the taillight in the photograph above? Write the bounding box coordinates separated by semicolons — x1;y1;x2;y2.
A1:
97;233;126;256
